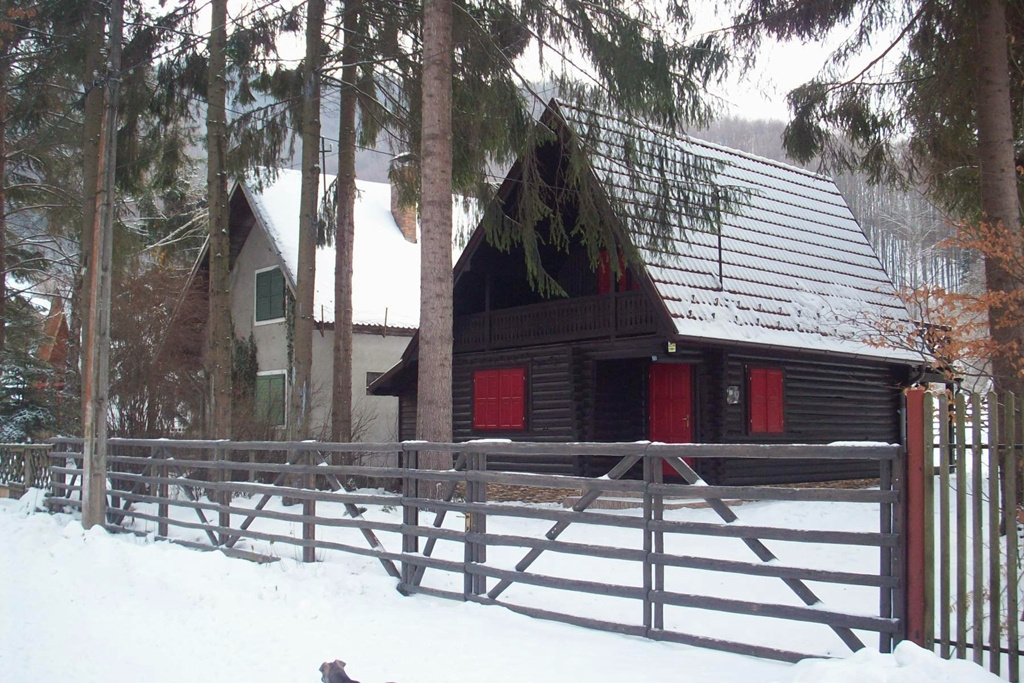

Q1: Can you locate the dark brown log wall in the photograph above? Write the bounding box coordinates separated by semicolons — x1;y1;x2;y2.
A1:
398;390;417;442
453;346;575;473
705;351;905;485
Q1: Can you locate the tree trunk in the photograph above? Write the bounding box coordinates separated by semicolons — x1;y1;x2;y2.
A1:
0;48;9;357
206;0;232;440
74;4;107;436
974;0;1024;515
975;0;1023;395
291;0;325;440
330;0;360;444
416;0;454;487
81;0;122;529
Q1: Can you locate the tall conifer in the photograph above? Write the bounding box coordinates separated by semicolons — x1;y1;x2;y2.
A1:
292;0;326;439
206;0;231;439
416;0;455;464
330;0;361;444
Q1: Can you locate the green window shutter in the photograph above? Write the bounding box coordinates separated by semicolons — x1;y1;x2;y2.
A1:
255;374;286;426
255;268;285;322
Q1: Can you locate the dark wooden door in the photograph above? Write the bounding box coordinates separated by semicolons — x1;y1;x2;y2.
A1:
649;363;693;473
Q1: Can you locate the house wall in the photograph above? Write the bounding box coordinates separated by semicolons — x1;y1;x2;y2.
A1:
310;330;411;444
230;223;410;447
230;225;289;374
702;350;905;485
444;332;907;482
452;345;576;473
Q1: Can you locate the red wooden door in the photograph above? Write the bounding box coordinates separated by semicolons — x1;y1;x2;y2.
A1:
648;363;693;475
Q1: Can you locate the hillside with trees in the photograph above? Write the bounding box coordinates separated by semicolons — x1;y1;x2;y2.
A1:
698;116;973;294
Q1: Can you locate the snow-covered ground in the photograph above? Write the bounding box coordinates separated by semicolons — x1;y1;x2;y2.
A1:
0;489;1005;682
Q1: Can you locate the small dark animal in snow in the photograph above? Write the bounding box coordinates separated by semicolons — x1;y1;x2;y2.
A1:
320;660;360;683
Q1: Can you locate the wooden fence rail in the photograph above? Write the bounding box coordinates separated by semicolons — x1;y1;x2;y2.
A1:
44;437;902;664
915;390;1023;682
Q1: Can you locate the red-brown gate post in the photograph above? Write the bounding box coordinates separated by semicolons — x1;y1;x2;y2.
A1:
904;388;928;646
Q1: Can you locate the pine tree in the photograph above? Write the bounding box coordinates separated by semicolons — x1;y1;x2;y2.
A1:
417;0;455;466
206;0;231;440
732;0;1024;520
329;0;361;444
291;0;326;440
732;0;1023;394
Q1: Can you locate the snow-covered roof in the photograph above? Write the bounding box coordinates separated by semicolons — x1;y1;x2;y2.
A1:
6;275;55;316
554;101;919;363
243;169;474;330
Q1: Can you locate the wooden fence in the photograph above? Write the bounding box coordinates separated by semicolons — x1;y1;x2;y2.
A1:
910;390;1023;681
0;444;52;497
45;437;903;662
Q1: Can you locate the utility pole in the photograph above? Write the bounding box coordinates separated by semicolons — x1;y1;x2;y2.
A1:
81;0;123;529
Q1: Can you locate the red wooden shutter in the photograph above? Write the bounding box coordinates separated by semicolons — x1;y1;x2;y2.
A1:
749;367;784;434
749;368;767;433
597;250;612;295
500;368;525;429
474;368;525;430
473;370;497;429
765;369;784;433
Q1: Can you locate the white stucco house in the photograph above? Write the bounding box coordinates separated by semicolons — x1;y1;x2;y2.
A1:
182;168;460;442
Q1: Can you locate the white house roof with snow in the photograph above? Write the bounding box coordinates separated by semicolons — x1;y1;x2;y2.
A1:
242;170;474;330
554;101;919;363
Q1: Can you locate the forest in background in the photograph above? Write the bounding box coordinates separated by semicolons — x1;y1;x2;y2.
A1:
696;116;972;294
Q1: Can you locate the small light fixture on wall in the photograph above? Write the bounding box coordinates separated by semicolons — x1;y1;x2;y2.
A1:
726;385;740;404
667;342;677;353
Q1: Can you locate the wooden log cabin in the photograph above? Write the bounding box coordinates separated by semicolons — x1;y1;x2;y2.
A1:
372;100;925;485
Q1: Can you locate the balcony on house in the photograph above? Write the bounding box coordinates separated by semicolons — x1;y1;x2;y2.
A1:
454;290;660;352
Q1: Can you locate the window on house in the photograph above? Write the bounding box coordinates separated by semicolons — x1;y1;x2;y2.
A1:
255;372;286;427
255;267;286;322
748;367;784;434
366;371;384;395
473;368;526;430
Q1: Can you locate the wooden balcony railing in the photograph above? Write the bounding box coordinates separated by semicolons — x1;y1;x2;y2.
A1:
454;291;660;352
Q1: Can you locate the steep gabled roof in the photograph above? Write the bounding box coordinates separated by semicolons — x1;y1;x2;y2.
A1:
243;170;477;330
243;171;421;329
551;100;919;363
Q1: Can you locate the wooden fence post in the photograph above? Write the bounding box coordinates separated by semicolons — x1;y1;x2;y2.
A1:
400;446;419;589
903;388;926;647
157;446;168;539
464;451;487;597
922;391;935;652
302;449;316;563
23;447;34;490
954;392;967;661
653;450;664;632
938;391;951;658
217;443;230;546
49;443;65;505
642;452;654;635
463;452;479;599
1005;393;1020;683
970;392;984;666
986;391;1001;675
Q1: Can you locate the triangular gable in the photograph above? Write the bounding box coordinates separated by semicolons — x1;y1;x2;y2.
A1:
547;100;919;363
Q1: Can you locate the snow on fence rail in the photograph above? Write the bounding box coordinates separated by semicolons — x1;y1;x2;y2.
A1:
44;438;902;663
